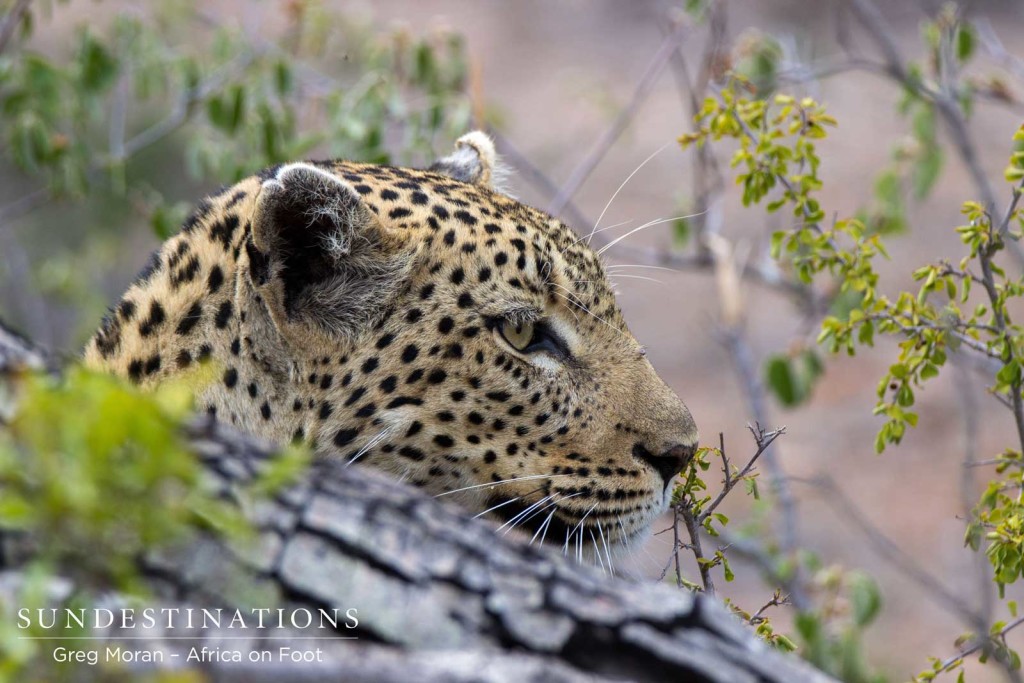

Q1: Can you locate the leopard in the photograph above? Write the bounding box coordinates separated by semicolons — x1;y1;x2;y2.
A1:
85;131;698;553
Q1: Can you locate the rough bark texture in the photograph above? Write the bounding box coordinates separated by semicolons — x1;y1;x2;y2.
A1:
0;319;835;683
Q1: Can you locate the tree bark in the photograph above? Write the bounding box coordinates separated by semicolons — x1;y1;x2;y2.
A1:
0;319;835;683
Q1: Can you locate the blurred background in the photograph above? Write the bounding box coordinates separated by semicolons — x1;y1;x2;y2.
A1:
3;0;1024;679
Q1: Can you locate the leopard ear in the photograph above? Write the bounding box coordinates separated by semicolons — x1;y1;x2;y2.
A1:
429;131;507;191
247;162;410;339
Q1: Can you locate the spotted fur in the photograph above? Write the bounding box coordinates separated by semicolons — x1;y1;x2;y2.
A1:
85;132;698;550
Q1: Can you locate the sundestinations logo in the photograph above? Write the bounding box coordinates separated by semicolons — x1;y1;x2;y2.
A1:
16;607;360;666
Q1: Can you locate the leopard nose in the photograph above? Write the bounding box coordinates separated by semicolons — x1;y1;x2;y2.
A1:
633;443;696;489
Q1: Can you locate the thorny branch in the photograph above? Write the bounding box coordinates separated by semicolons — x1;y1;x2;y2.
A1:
663;426;786;599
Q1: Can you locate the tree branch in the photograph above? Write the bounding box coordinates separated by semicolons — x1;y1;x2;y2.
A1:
546;21;689;217
0;318;837;683
0;0;30;57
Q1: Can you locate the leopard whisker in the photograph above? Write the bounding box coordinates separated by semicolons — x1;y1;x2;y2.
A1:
565;502;599;560
345;427;395;467
606;263;682;274
589;528;606;574
497;493;556;533
607;274;664;285
473;495;525;520
617;515;653;579
551;286;629;340
433;473;568;498
571;218;635;247
597;213;704;257
531;507;558;546
501;491;581;537
586;142;672;245
598;520;615;575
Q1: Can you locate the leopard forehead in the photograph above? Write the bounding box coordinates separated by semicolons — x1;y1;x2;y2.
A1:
85;141;697;551
339;161;627;337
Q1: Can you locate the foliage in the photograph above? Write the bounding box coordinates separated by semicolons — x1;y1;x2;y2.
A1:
676;7;1024;674
4;1;1024;682
0;0;472;346
0;366;310;681
0;3;464;679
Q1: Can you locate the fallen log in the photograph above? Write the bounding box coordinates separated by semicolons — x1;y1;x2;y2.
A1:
0;319;834;683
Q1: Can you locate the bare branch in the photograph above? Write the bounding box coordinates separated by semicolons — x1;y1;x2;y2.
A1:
953;358;996;644
487;128;591;233
0;0;30;57
120;50;260;160
750;591;791;624
974;17;1024;85
546;21;690;217
841;0;1024;272
718;325;810;612
798;475;983;626
663;1;727;257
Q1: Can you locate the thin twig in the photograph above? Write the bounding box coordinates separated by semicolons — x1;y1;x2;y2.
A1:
933;614;1024;680
799;475;983;625
679;504;715;596
0;0;31;57
121;50;260;160
953;358;996;646
0;50;260;229
546;21;689;216
487;128;591;232
974;18;1024;86
842;0;1024;271
718;326;810;611
750;591;790;624
664;1;726;258
700;425;785;523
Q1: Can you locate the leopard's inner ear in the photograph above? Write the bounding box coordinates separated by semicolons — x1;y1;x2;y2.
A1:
429;131;505;191
247;162;410;339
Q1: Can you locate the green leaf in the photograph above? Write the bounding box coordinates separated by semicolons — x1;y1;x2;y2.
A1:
872;169;907;234
77;32;119;93
765;356;797;407
274;60;293;96
913;144;943;199
998;359;1021;387
673;216;691;248
850;573;883;627
150;201;190;240
956;23;975;63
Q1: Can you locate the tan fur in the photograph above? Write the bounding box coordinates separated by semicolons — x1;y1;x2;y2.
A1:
85;132;698;549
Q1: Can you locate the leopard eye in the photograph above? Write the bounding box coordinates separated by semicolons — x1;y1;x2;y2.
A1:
499;321;535;351
495;318;572;360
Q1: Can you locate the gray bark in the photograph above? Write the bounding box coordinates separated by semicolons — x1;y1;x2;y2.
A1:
0;319;835;683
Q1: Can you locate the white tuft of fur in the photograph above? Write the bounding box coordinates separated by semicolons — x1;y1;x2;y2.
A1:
431;130;513;195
